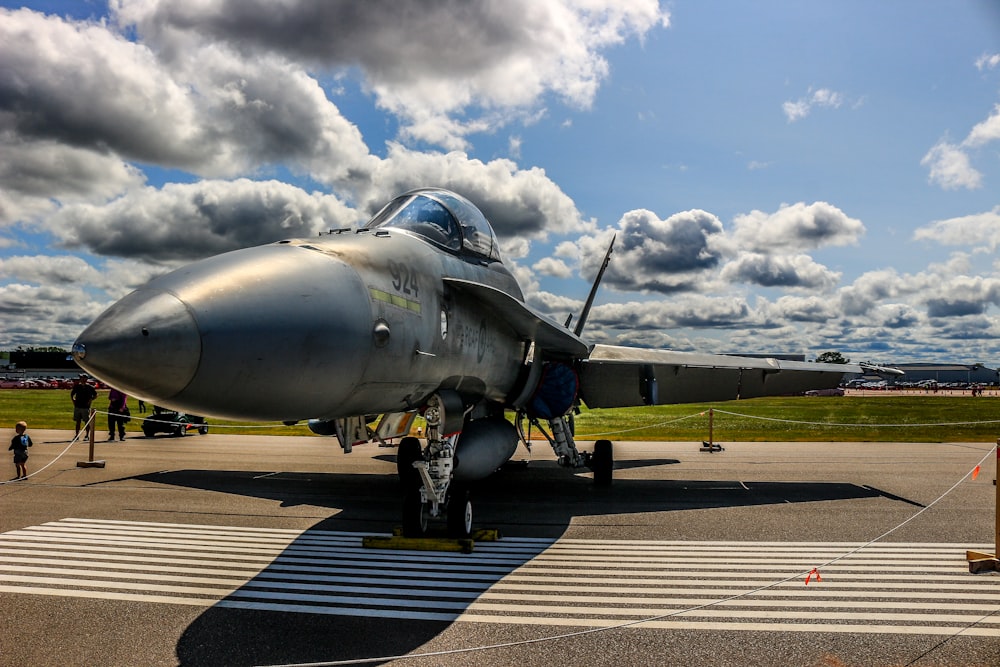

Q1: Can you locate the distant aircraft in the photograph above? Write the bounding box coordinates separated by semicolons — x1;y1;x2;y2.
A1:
72;188;896;536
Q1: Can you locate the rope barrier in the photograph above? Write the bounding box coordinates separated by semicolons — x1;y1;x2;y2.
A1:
714;408;1000;428
573;410;704;437
573;407;1000;437
1;412;95;485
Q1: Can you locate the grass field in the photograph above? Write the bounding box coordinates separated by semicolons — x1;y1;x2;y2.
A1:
2;389;999;442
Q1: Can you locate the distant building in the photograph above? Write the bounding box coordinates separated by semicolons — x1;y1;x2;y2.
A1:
883;363;998;386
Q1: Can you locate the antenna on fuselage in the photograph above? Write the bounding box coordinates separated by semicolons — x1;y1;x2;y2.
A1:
573;234;615;338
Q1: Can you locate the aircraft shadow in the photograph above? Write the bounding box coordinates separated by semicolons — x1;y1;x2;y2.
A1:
146;464;913;665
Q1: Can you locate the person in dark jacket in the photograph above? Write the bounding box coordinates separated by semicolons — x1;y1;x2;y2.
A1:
70;375;97;436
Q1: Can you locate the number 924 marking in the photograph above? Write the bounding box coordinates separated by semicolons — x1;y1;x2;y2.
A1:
388;260;419;298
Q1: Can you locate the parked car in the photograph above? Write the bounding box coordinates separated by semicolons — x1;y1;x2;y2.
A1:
142;406;209;437
805;387;845;396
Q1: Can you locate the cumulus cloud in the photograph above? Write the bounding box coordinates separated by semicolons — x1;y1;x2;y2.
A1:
964;104;1000;148
782;87;844;122
0;137;146;226
721;253;840;290
578;209;724;294
112;0;670;150
913;207;1000;251
921;140;982;190
769;295;839;323
923;276;1000;319
591;295;752;332
48;179;362;262
730;202;865;252
533;257;573;278
976;53;1000;71
0;8;375;202
922;105;1000;190
0;282;110;348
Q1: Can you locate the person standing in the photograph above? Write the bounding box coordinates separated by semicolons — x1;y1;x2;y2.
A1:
107;387;129;441
70;375;97;436
9;421;32;480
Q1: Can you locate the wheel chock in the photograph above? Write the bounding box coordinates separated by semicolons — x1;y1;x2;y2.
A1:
967;550;1000;574
363;527;502;553
363;535;474;554
389;526;502;541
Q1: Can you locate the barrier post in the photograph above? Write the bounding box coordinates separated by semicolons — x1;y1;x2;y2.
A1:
966;439;999;573
76;408;106;469
700;408;724;452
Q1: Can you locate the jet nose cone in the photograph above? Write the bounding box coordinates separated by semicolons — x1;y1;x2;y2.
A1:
73;289;201;400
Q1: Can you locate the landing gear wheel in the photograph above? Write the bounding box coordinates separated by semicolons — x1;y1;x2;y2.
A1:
396;436;422;487
402;488;428;537
447;485;473;538
592;439;614;487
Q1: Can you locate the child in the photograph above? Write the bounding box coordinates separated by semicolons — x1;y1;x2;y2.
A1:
9;421;32;480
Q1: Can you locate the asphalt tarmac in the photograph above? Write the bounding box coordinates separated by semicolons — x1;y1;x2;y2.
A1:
1;428;999;666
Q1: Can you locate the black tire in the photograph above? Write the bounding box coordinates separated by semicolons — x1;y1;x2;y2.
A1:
592;439;614;487
401;487;428;537
142;428;154;438
174;425;185;437
447;485;473;538
198;426;209;435
396;436;422;487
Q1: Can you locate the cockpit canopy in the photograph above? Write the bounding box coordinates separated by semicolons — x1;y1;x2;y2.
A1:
364;188;502;261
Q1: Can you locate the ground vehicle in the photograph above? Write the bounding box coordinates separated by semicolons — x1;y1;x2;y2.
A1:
141;407;209;437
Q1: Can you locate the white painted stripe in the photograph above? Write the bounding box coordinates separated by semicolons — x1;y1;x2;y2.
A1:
0;574;235;596
479;593;1000;612
0;584;218;607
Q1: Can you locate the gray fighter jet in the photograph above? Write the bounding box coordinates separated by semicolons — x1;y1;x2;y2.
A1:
72;188;890;536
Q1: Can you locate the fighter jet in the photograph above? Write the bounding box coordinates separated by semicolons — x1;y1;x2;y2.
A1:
72;188;892;537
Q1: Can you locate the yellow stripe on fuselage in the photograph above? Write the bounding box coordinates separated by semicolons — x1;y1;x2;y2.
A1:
369;287;421;314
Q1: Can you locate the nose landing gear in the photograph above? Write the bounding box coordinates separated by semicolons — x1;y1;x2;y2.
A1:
399;394;472;538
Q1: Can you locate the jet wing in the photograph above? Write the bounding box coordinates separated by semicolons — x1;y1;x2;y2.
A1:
579;344;865;408
443;278;590;358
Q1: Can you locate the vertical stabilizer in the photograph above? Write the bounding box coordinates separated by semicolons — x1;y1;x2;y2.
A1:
573;235;615;338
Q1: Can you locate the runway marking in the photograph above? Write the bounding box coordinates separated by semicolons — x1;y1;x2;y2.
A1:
3;518;1000;635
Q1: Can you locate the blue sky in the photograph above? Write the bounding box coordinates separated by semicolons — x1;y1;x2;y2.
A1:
2;1;1000;363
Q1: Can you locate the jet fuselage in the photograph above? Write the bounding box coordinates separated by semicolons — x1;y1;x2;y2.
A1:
74;228;526;421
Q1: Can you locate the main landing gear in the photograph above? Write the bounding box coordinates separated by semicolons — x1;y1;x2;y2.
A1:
529;413;614;487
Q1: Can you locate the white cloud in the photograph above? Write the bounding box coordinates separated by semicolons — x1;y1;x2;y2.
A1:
533;257;573;278
112;0;670;150
922;105;1000;191
782;87;844;123
731;202;865;252
913;207;1000;251
976;53;1000;71
921;140;983;190
48;179;362;262
721;253;841;290
580;209;724;294
963;104;1000;148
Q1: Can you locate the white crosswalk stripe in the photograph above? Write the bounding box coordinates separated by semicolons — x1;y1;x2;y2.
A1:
2;518;999;635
